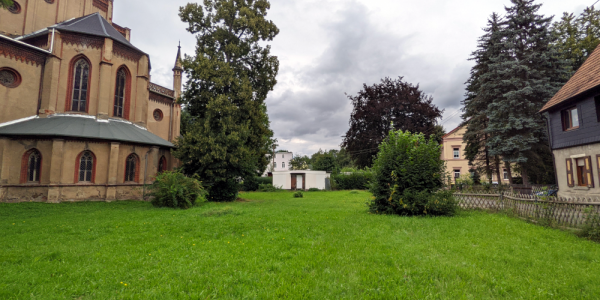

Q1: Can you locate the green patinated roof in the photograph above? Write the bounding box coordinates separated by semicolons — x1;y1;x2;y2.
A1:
0;115;173;148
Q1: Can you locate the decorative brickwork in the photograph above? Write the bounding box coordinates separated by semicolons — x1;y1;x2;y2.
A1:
148;82;175;97
114;42;143;62
0;39;47;66
61;32;104;50
149;92;174;106
92;0;109;12
25;35;49;49
112;23;128;38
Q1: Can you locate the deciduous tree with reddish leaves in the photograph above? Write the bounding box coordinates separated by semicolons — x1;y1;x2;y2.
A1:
342;77;443;168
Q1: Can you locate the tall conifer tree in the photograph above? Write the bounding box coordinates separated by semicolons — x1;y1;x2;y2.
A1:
462;13;504;184
484;0;570;185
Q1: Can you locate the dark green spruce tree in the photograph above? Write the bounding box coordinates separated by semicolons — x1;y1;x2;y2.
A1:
485;0;571;185
462;13;504;184
174;0;279;201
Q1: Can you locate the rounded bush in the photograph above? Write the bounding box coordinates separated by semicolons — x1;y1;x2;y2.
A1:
150;171;206;209
369;130;455;216
293;191;304;198
208;179;239;202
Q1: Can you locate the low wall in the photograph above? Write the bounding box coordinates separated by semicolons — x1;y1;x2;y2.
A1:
0;184;146;203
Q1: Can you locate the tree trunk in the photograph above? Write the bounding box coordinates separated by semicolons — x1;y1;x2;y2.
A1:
504;161;513;184
495;156;501;186
521;163;529;186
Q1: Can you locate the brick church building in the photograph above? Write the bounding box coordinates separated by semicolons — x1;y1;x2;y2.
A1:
0;0;182;202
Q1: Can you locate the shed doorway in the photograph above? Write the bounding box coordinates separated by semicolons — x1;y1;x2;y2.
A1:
291;173;305;190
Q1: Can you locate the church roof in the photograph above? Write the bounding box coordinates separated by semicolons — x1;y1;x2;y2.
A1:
0;115;173;148
540;44;600;113
17;13;145;55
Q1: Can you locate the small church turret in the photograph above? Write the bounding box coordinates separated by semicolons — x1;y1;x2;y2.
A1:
173;43;183;99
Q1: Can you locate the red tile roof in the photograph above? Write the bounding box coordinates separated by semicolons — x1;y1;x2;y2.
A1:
540;44;600;112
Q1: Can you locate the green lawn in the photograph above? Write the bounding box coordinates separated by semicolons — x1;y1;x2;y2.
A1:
1;191;599;299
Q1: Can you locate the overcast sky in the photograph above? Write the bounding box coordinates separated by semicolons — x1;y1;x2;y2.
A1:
114;0;591;157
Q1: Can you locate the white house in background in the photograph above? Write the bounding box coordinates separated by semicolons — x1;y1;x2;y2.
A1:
272;171;330;190
263;151;293;176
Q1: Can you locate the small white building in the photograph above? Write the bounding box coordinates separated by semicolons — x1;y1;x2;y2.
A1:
264;151;293;176
272;171;331;190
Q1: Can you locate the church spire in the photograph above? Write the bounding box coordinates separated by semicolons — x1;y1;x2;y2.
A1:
173;41;183;71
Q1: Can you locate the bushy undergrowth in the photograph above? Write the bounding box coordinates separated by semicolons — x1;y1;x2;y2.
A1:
308;188;321;192
370;189;457;216
332;171;373;190
208;179;239;202
369;130;455;216
579;209;600;242
240;177;274;192
150;171;206;209
258;183;283;192
293;191;304;198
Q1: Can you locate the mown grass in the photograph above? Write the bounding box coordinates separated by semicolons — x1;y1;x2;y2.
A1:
1;191;599;299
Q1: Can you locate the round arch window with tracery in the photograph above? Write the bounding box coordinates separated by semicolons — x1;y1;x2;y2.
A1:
0;68;21;88
9;1;21;13
44;0;55;3
153;109;163;121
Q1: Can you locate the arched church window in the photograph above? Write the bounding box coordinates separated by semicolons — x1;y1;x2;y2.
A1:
125;154;138;182
158;156;166;173
21;149;41;183
44;0;55;4
114;68;127;118
78;151;95;183
0;68;21;88
71;59;90;112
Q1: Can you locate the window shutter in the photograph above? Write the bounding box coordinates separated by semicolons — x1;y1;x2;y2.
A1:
585;156;594;188
566;159;574;188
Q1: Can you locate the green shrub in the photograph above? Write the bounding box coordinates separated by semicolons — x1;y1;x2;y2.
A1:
332;172;373;190
294;191;304;198
369;130;450;216
257;177;273;185
579;208;600;242
240;177;259;192
308;188;321;192
149;171;207;209
258;183;283;192
371;189;457;216
208;179;239;202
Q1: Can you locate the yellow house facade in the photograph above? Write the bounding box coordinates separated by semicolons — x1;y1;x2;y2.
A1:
442;125;512;184
0;0;182;203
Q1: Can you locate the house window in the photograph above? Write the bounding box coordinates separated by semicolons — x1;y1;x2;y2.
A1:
576;158;588;187
562;107;579;131
113;69;127;118
453;148;460;159
26;150;41;183
78;151;94;183
454;170;460;179
125;154;138;182
503;169;508;180
71;59;90;112
282;162;285;169
282;154;284;158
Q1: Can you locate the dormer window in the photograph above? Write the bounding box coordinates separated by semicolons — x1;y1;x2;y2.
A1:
561;107;579;131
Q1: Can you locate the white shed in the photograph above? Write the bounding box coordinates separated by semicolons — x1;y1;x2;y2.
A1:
272;171;330;190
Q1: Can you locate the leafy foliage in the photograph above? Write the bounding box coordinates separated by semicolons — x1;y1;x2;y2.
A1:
311;149;354;173
175;0;279;201
289;155;310;170
293;191;304;198
553;5;600;73
368;130;449;216
579;208;600;242
258;183;283;192
332;171;373;190
342;77;443;168
149;171;207;209
0;0;13;9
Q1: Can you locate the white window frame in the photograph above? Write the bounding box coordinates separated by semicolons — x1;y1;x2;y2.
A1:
453;148;460;159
